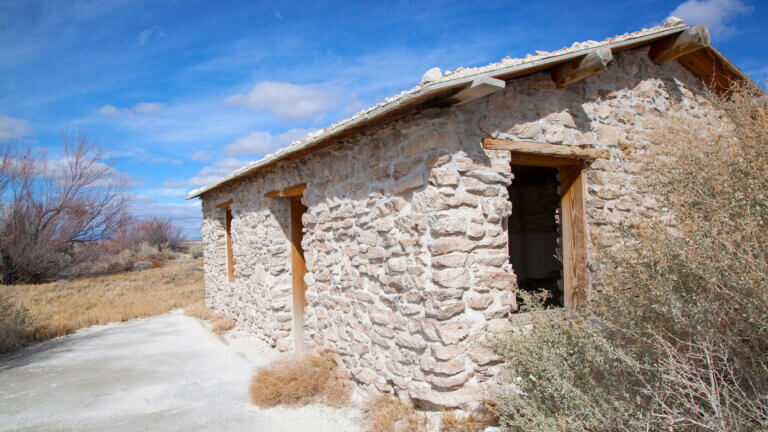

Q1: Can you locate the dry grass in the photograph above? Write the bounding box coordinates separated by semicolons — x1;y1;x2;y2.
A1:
184;300;236;335
367;395;425;432
5;257;204;342
249;351;353;408
440;408;498;432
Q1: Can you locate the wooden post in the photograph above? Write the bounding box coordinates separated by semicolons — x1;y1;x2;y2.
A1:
550;47;613;87
289;196;308;352
559;165;588;307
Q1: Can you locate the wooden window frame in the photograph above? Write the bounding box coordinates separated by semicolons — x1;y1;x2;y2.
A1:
483;139;604;307
216;199;235;282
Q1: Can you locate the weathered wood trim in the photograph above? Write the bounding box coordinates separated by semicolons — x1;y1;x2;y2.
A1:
559;165;588;307
483;138;610;160
648;24;709;64
264;183;307;198
216;199;233;209
550;47;614;87
453;76;506;105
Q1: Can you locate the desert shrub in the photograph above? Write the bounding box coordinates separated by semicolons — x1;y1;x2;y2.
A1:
187;242;203;259
367;395;425;432
0;290;31;353
249;351;353;407
210;316;235;335
490;85;768;431
0;131;131;283
440;403;498;432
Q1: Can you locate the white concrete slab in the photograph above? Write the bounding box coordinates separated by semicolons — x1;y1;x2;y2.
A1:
0;311;365;432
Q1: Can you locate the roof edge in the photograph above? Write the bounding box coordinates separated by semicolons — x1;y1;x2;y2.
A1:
187;23;752;200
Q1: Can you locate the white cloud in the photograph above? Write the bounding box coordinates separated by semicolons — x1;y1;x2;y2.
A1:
185;158;249;188
225;81;338;121
225;128;310;157
136;25;165;47
190;150;211;162
130;195;202;238
98;102;165;118
670;0;751;35
149;157;182;165
0;114;31;141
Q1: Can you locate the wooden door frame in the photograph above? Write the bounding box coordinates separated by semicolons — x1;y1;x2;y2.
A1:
265;183;308;352
483;139;602;307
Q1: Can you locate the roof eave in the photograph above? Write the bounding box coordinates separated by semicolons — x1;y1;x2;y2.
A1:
187;24;753;200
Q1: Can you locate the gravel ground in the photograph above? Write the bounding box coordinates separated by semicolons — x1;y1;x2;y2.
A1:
0;311;366;432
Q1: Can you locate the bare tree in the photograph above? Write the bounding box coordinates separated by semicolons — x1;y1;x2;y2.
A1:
0;130;132;283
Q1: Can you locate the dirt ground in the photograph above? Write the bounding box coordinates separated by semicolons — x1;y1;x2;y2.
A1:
0;311;366;432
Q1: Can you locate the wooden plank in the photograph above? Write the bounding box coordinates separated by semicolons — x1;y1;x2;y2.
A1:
510;153;582;168
225;208;235;282
264;183;307;198
483;138;610;160
216;199;233;209
559;165;588;307
289;197;308;352
677;47;743;92
648;24;710;64
550;47;614;87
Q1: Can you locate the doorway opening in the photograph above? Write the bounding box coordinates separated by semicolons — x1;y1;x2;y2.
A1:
508;165;563;307
289;196;308;351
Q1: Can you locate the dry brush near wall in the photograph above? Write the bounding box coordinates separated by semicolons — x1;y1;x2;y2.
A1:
200;47;723;410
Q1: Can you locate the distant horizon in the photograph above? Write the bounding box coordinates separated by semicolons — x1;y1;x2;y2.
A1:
2;0;766;238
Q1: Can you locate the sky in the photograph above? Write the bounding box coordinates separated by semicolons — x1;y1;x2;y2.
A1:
1;0;766;238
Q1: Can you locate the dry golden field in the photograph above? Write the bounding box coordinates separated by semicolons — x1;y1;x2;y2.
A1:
6;257;205;342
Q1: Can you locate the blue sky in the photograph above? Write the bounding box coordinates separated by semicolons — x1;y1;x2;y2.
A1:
1;0;766;237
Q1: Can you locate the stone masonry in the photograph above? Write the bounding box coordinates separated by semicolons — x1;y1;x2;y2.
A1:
200;47;719;410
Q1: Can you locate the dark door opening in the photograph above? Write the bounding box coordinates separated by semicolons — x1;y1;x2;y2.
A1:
508;165;563;307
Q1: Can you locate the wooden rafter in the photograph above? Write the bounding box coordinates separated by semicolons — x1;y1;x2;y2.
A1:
648;24;710;64
264;183;307;198
550;47;614;87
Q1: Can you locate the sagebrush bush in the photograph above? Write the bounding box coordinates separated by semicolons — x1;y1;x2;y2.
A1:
0;290;32;353
490;85;768;431
249;351;353;407
367;395;425;432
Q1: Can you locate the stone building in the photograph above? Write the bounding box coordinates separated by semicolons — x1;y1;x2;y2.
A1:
188;21;750;410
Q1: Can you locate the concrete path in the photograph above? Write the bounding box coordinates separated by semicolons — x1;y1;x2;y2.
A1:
0;312;365;432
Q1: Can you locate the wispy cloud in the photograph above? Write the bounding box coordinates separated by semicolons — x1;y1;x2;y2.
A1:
225;81;338;121
99;102;165;118
185;158;249;188
149;157;182;165
225;128;311;157
135;25;165;47
190;150;211;162
0;114;31;141
670;0;751;36
130;194;202;237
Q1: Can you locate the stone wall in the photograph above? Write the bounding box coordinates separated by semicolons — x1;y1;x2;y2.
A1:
199;47;717;410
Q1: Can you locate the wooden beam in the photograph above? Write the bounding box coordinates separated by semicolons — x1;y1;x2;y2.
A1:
648;24;710;64
483;138;610;160
215;199;233;209
453;76;506;105
264;183;307;198
550;47;613;87
510;153;583;168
